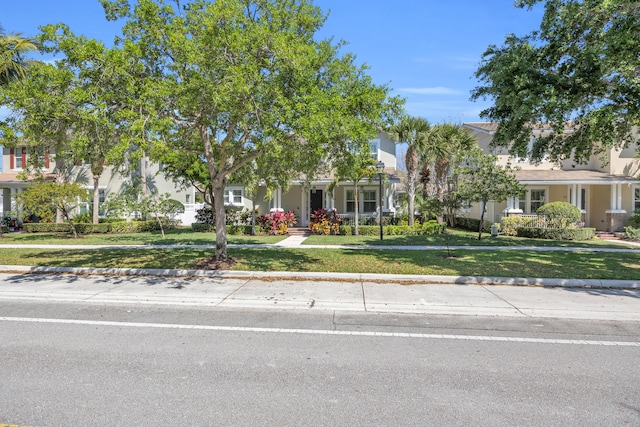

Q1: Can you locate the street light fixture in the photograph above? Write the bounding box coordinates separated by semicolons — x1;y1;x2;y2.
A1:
376;161;385;240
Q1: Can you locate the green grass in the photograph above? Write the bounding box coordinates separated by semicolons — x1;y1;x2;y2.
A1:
1;247;638;280
304;228;637;249
0;228;286;245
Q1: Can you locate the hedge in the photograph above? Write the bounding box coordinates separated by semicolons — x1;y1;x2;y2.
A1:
516;227;595;240
23;220;172;234
339;221;446;236
191;223;253;235
454;217;492;233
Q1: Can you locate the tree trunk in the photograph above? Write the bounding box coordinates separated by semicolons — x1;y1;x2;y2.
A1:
405;147;418;226
63;210;78;239
212;177;228;260
92;174;100;225
478;199;486;240
353;184;359;236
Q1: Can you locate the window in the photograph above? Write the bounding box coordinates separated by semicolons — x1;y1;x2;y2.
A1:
363;190;377;212
347;138;379;160
185;194;191;204
530;189;546;213
368;139;379;160
569;187;587;211
634;187;640;212
14;147;24;169
223;188;243;205
346;189;355;213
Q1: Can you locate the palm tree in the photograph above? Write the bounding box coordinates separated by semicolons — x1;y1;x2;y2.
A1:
388;116;430;226
0;23;37;85
423;123;477;225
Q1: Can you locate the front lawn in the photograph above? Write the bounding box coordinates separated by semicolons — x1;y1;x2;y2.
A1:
304;228;637;249
1;247;638;280
0;228;286;245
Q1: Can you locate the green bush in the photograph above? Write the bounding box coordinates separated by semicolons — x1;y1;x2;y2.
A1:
454;217;492;233
516;227;595;240
338;221;445;236
536;202;582;228
501;216;547;236
72;212;93;223
624;226;640;241
109;220;164;233
629;210;640;228
24;223;76;233
192;223;215;232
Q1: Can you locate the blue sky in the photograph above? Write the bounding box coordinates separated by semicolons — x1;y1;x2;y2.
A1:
3;0;545;123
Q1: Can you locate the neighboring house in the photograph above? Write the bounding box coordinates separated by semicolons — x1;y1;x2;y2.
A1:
0;145;196;222
461;123;640;231
0;131;402;226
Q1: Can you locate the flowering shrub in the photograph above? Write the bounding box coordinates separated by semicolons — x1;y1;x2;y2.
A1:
257;210;297;235
309;208;343;235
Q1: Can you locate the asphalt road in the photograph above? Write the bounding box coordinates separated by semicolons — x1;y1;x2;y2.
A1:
1;302;639;426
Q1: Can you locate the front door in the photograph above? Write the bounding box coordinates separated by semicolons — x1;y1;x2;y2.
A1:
310;189;323;214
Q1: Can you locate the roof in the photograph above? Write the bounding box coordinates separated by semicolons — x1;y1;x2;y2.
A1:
462;122;575;135
513;169;640;185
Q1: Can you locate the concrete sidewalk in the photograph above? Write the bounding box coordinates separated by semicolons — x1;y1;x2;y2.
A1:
0;266;639;321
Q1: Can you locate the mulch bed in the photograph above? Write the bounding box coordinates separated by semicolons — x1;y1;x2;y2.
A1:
193;256;238;270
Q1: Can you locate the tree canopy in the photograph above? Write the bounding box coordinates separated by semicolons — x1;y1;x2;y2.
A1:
99;0;402;260
472;0;640;164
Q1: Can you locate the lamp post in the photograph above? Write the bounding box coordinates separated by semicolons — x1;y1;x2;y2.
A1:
376;161;385;240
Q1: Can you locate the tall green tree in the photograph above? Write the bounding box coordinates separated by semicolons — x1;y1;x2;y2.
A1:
423;123;476;225
456;149;525;240
388;116;430;226
100;0;401;260
0;24;37;85
472;0;640;164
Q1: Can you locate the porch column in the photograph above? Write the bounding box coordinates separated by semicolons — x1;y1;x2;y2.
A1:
605;183;626;231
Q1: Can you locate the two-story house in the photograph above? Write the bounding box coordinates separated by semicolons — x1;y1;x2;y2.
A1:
1;131;402;226
221;132;401;226
462;122;640;231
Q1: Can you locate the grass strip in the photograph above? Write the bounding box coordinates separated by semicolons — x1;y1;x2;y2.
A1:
2;247;638;280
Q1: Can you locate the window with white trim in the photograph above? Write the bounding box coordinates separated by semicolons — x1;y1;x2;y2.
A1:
368;139;379;160
346;189;355;213
223;188;243;205
530;189;546;213
363;190;377;212
14;147;24;169
634;186;640;212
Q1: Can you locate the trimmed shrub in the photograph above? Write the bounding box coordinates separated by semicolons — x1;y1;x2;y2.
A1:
536;202;581;228
23;222;112;234
501;216;547;236
195;206;253;226
191;223;254;234
191;223;214;232
629;210;640;228
516;227;595;240
624;226;640;241
455;217;492;233
109;220;165;233
338;220;445;236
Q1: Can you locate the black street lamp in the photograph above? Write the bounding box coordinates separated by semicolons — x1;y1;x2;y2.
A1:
376;160;385;240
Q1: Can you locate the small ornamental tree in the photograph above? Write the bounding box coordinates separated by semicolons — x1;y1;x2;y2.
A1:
456;149;525;240
15;181;88;238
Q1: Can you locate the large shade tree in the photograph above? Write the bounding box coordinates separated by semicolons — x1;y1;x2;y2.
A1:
388;116;430;226
100;0;401;260
472;0;640;164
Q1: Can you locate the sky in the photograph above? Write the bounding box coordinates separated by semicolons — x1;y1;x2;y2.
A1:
2;0;546;124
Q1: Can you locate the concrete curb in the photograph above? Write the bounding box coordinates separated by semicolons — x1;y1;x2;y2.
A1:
0;265;638;289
